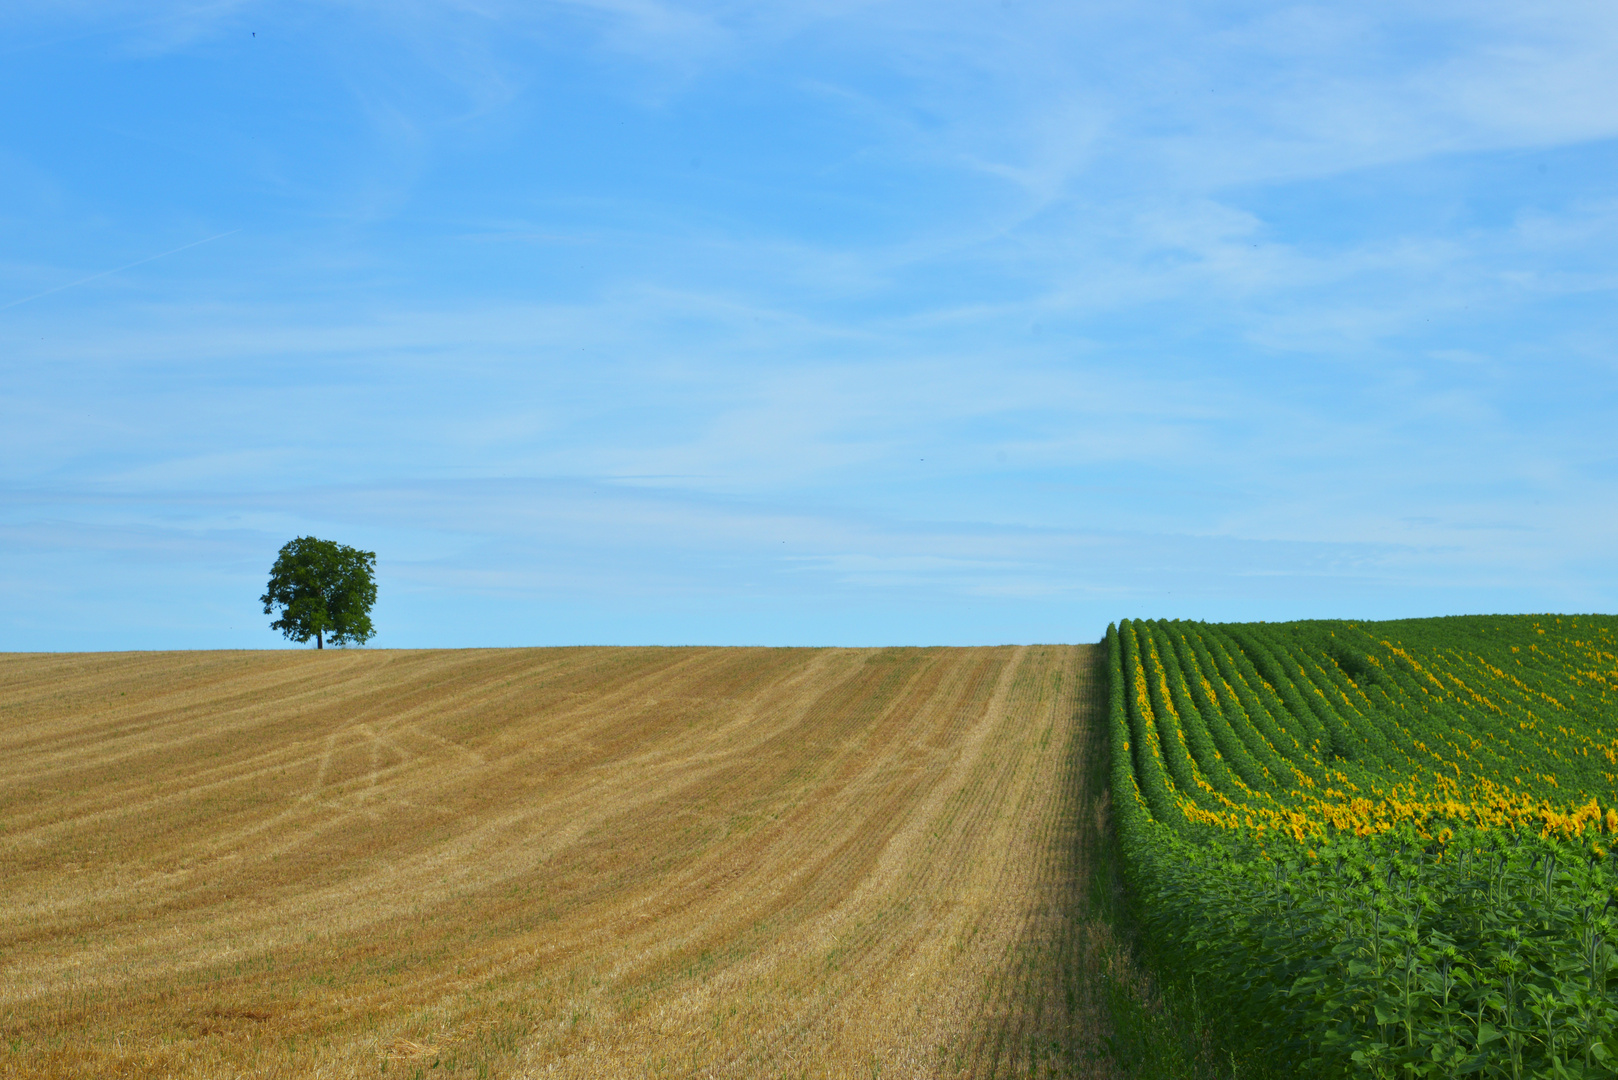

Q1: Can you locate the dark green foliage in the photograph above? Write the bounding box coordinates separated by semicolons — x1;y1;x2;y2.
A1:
260;536;377;649
1130;824;1618;1078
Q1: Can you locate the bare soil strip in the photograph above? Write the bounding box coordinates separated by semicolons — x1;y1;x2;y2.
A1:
0;645;1117;1078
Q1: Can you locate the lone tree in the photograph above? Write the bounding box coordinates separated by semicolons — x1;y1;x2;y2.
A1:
261;536;377;649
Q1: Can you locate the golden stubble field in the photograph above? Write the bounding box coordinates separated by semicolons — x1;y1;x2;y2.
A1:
0;645;1124;1078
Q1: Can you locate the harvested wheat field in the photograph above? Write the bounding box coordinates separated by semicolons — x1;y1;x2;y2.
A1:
0;645;1126;1079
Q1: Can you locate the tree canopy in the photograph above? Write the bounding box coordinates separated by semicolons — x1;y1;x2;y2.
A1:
261;536;377;649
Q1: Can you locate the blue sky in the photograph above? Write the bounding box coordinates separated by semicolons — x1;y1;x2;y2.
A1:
4;1;1617;649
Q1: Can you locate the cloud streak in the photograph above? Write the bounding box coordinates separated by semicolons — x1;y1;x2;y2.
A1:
0;229;239;310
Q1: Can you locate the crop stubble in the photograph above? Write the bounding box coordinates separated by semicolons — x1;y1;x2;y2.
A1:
0;645;1119;1078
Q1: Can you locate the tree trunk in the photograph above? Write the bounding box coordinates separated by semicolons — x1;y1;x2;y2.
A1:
317;630;323;650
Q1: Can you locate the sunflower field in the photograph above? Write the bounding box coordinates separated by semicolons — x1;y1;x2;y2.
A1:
1108;615;1618;1078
